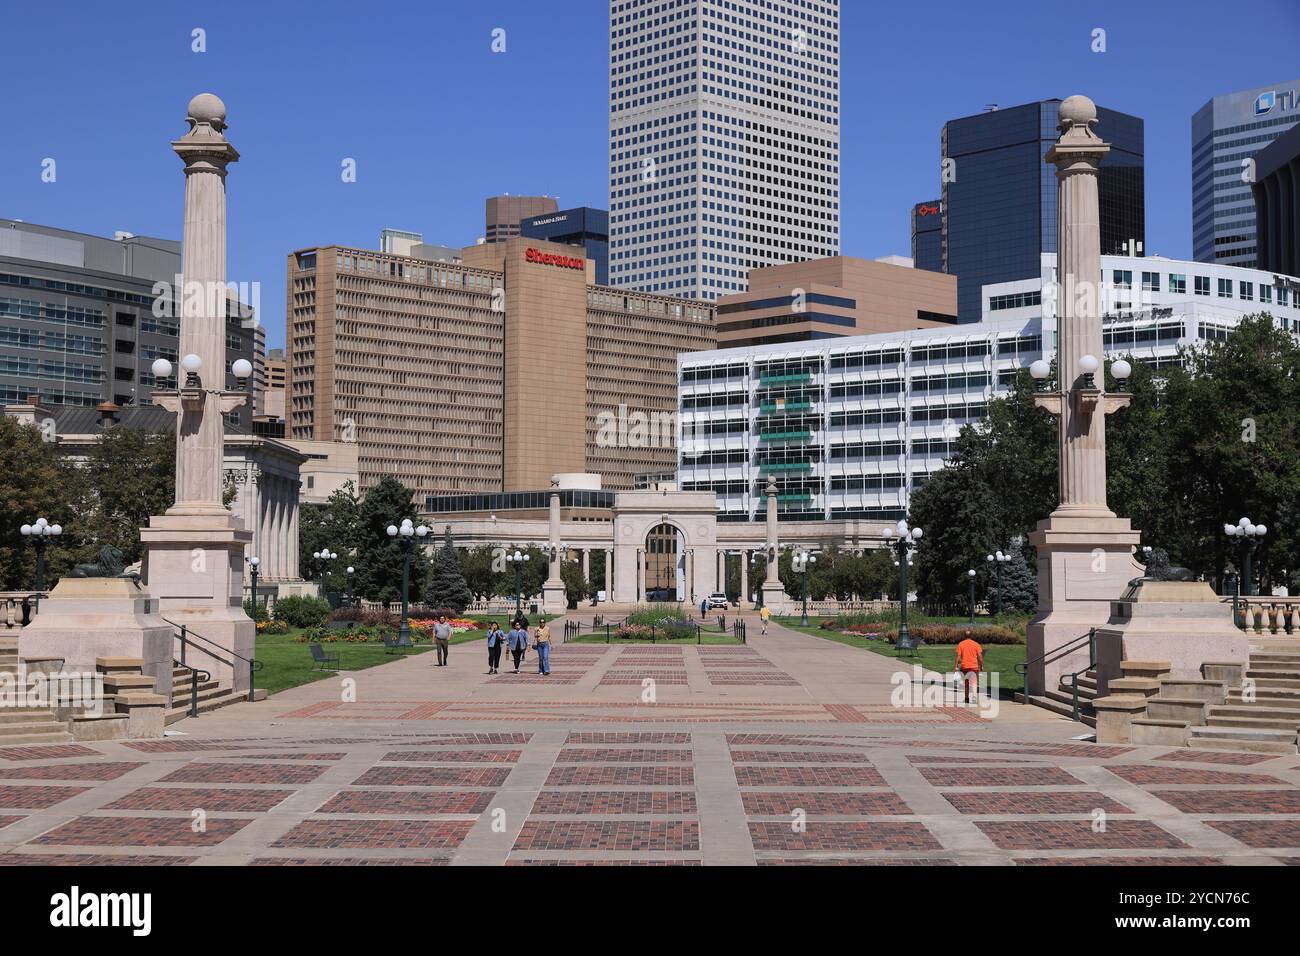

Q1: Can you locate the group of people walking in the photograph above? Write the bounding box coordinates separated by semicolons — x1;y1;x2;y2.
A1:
483;616;551;676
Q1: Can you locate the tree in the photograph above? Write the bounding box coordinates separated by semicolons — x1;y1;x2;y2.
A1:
299;481;360;593
424;526;473;613
909;449;1001;607
77;425;176;566
987;540;1038;614
458;544;499;600
353;476;430;606
560;559;589;608
0;416;79;590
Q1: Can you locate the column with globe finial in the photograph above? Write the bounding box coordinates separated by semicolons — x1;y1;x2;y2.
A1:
760;474;786;613
139;93;256;695
1025;95;1143;699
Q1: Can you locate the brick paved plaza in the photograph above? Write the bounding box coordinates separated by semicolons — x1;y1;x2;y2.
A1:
2;621;1298;867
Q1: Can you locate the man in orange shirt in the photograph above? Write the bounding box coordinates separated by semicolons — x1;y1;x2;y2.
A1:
954;630;984;704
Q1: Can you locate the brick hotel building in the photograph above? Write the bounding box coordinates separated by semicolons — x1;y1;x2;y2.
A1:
286;237;715;501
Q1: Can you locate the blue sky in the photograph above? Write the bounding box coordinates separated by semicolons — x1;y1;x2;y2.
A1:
3;0;1298;348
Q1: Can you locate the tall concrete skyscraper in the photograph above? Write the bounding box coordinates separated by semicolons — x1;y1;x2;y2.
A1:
1192;79;1300;267
608;0;841;301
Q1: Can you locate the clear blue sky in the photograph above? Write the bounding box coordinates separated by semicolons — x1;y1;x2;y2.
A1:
3;0;1298;348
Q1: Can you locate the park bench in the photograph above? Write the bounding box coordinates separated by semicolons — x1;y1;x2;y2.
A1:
310;642;340;672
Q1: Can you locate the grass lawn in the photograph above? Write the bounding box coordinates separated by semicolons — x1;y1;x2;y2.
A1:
252;628;483;696
774;616;1027;696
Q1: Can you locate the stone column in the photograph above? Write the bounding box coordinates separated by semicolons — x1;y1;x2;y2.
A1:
637;549;646;602
139;93;255;693
581;548;589;580
1026;95;1143;697
761;474;787;612
604;548;612;598
740;550;749;605
287;484;299;580
542;491;565;613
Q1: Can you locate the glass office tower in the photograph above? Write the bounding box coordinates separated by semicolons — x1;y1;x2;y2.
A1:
941;100;1145;322
911;200;943;273
1192;80;1300;267
519;207;610;285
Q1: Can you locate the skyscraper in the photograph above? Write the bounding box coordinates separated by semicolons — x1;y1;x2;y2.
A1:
1193;79;1300;267
484;195;558;243
911;199;943;273
940;100;1145;321
608;0;841;301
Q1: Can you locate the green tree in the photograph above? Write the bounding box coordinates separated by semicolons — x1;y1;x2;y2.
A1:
353;476;429;606
987;540;1038;613
299;481;360;594
459;544;499;600
910;448;1001;607
424;526;473;613
78;425;175;566
0;417;79;590
560;559;589;608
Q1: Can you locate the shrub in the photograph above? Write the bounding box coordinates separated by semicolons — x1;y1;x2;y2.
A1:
330;606;364;623
273;595;332;628
256;618;290;635
878;623;1023;646
243;599;269;623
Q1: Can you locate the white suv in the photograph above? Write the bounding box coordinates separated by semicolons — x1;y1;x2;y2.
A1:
705;593;730;610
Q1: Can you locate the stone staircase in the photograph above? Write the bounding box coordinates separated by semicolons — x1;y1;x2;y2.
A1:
166;663;247;724
0;636;74;744
1021;670;1100;727
1192;646;1300;754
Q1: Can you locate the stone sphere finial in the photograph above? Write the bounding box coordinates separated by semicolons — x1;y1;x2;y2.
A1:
1059;95;1097;132
186;93;227;131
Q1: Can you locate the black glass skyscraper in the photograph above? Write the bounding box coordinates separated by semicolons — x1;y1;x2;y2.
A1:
911;199;943;272
940;100;1145;321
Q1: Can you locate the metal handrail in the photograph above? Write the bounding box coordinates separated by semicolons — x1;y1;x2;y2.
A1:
165;617;263;703
172;660;211;719
1014;628;1097;720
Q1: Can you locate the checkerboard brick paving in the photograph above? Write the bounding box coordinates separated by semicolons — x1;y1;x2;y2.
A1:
513;821;700;851
556;748;691;763
749;821;941;852
1154;749;1274;766
0;744;99;761
545;766;695;787
34;816;251;847
941;791;1133;814
566;733;690;744
733;766;888;787
919;766;1085;788
531;790;698;814
159;762;332;785
352;766;511;787
1016;856;1224;866
316;790;495;815
0;785;89;809
0;762;143;781
1149;789;1300;814
730;749;872;763
1204;819;1300;848
251;856;450;865
273;820;474;850
104;787;296;812
976;820;1188;850
1104;765;1283;786
740;791;911;815
0;853;199;865
378;750;522;763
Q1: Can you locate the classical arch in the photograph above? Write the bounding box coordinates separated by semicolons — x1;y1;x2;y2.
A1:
644;522;681;601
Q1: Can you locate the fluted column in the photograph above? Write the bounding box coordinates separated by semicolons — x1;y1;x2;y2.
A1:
740;550;749;603
764;474;780;585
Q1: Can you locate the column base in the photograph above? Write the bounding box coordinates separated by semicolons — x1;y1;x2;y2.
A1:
542;582;567;616
760;582;789;616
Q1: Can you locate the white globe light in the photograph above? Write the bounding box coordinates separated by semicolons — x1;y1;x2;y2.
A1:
986;554;994;562
49;524;62;535
1239;517;1250;528
1245;523;1257;536
1078;354;1099;374
416;525;429;537
1224;523;1236;535
1110;358;1132;380
967;569;976;577
232;358;253;379
20;524;32;536
1256;524;1268;537
881;527;893;538
386;525;398;537
995;550;1005;561
346;566;354;574
250;556;260;567
910;527;923;541
181;353;202;373
151;358;173;379
34;517;47;528
1029;359;1050;380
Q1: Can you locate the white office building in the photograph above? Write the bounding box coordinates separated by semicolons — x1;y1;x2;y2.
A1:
608;0;841;301
677;254;1300;522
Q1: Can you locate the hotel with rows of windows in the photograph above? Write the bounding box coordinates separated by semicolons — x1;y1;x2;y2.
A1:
677;253;1300;523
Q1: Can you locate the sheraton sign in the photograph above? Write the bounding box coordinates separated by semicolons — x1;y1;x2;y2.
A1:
525;247;585;271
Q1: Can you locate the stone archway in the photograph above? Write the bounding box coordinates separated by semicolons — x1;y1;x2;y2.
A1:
644;522;680;601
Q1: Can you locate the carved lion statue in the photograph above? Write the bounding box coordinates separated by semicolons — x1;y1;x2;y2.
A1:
70;545;128;579
1128;547;1195;587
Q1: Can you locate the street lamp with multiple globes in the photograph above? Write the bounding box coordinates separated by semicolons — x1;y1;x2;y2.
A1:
986;550;1011;616
792;549;818;627
883;520;923;651
967;568;977;624
505;548;531;619
386;519;429;646
19;518;63;592
1224;517;1268;597
247;555;261;618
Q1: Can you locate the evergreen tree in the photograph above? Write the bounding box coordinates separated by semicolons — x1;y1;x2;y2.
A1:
424;526;473;613
0;416;79;590
299;481;360;593
987;541;1038;614
353;476;429;606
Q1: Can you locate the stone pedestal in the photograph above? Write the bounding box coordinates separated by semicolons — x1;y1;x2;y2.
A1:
140;513;254;692
18;578;174;698
1026;516;1143;696
542;583;567;615
761;581;789;616
1092;581;1248;694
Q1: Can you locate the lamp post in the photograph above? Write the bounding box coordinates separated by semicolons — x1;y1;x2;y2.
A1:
793;549;817;627
883;520;923;651
967;568;977;624
345;565;355;606
247;555;260;618
985;550;1011;617
505;548;530;618
19;518;63;592
386;519;428;645
1225;518;1268;598
312;548;339;601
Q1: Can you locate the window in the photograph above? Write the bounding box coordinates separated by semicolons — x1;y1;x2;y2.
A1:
115;311;135;327
1260;285;1272;304
1142;272;1159;292
1239;281;1253;301
114;367;134;382
1168;274;1186;294
1112;270;1132;290
1278;287;1290;307
1194;276;1210;296
1218;278;1233;298
114;340;135;354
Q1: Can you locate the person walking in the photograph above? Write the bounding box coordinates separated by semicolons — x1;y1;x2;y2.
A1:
506;619;528;673
485;621;504;675
533;616;552;676
760;604;770;635
432;614;452;666
954;629;984;704
700;597;708;620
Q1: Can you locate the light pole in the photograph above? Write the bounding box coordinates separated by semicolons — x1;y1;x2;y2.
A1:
985;550;1011;616
386;518;429;645
505;548;530;618
883;520;923;651
793;549;818;627
20;518;63;592
1225;517;1268;597
967;568;977;624
345;565;355;606
247;555;260;618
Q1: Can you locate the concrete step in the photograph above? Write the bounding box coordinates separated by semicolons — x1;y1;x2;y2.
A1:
1226;688;1300;706
0;709;71;724
1207;713;1300;731
1024;693;1097;727
1187;725;1297;754
165;687;249;725
168;680;224;704
1244;675;1300;690
1043;688;1098;713
1246;659;1300;671
0;729;74;744
1211;704;1300;722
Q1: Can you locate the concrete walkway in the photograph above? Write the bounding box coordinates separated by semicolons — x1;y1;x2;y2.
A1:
1;619;1297;866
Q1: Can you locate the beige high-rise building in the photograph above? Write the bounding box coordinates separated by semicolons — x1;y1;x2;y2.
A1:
484;195;558;243
715;255;959;348
286;237;715;504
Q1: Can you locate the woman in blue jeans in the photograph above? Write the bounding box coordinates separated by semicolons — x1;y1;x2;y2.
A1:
533;618;552;675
